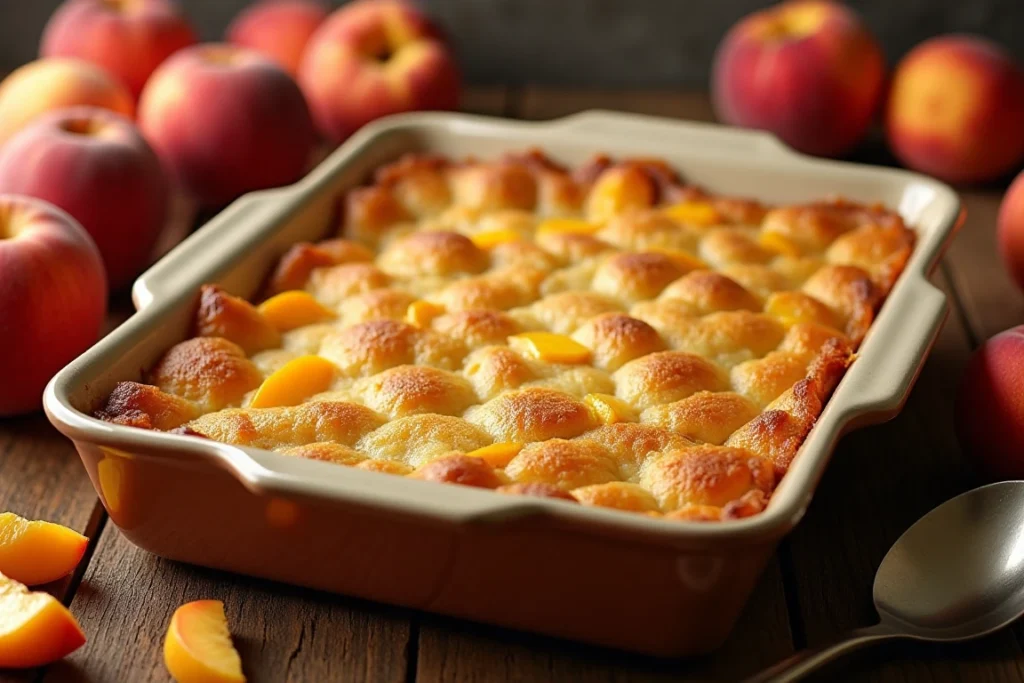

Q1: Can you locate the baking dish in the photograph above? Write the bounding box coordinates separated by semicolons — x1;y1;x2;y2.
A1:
44;110;962;656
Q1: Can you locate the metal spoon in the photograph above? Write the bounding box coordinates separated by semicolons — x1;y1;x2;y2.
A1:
747;480;1024;682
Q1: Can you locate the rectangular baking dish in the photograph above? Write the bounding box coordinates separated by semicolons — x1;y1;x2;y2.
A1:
44;110;962;657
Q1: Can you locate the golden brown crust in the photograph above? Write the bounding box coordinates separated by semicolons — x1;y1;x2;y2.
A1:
97;151;914;524
194;285;280;355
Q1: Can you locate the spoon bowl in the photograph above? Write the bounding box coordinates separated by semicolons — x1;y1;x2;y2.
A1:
749;480;1024;682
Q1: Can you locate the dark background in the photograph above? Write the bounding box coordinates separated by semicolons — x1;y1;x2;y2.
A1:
2;0;1023;86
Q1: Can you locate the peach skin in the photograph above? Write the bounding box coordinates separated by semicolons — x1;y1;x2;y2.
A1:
138;44;315;207
0;196;107;415
999;171;1024;290
0;572;86;668
0;513;88;586
0;58;134;147
886;35;1024;184
164;600;246;683
0;107;170;290
41;0;197;100
957;325;1024;480
298;0;461;141
227;0;329;76
712;0;885;157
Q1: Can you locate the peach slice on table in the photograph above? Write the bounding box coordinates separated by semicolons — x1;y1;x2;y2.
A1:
0;572;85;668
248;354;337;409
257;290;335;332
164;600;245;683
0;512;87;586
508;332;592;364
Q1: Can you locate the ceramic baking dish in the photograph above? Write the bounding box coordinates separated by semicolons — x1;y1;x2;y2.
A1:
44;111;962;657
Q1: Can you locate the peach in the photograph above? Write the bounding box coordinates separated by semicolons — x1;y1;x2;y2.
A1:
298;0;461;142
138;44;315;207
956;325;1024;479
711;0;885;157
227;0;329;77
0;196;106;415
0;58;133;147
998;171;1024;290
164;600;245;683
41;0;197;100
0;572;86;668
0;107;169;290
0;513;88;586
886;35;1024;184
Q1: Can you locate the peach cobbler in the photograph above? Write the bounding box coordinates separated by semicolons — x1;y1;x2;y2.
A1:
96;151;914;522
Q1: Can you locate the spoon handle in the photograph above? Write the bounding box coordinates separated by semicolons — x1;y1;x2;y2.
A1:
744;623;902;683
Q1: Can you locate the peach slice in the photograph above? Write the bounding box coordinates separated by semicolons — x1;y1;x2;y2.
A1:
508;332;592;364
0;513;88;586
257;290;335;332
404;300;445;328
662;201;722;227
469;229;522;249
467;442;524;468
584;393;637;425
164;600;245;683
646;247;708;272
758;232;803;258
0;572;85;668
248;355;337;408
535;218;600;237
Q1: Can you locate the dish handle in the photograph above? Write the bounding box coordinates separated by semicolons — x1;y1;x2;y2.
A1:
132;188;289;311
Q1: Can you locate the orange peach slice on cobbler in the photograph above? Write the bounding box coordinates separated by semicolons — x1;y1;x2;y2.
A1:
248;354;337;408
0;572;85;668
257;290;336;331
0;513;88;586
164;600;245;683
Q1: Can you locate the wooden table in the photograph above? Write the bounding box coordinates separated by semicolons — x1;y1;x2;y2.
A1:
2;89;1021;683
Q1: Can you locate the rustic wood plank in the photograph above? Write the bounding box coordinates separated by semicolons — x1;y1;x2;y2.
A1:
41;531;413;683
943;190;1021;343
784;272;1024;682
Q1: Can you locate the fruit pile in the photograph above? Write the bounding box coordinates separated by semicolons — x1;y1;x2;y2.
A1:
0;0;460;416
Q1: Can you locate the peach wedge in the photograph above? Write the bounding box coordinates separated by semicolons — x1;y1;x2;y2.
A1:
164;600;245;683
0;572;85;668
0;512;88;586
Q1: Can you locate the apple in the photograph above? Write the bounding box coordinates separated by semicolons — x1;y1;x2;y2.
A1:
227;0;329;77
0;107;169;290
711;0;885;157
40;0;197;100
886;35;1024;184
0;58;134;147
298;0;461;142
956;326;1024;479
0;196;107;416
138;43;316;207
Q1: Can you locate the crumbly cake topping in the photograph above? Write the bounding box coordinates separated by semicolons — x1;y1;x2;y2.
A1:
96;150;914;522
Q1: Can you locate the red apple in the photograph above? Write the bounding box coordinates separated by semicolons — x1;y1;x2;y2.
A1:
712;0;885;157
956;326;1024;479
886;35;1024;185
0;107;169;290
41;0;197;100
138;43;316;207
299;0;461;142
0;58;134;147
227;0;328;77
0;196;107;416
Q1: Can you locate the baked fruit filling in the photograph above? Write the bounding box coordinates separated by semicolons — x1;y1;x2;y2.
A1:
95;150;915;522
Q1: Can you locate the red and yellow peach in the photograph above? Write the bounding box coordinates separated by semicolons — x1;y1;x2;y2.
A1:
956;326;1024;480
298;0;461;142
227;0;328;77
711;0;885;157
40;0;197;100
0;58;134;147
998;170;1024;290
886;35;1024;184
0;107;169;290
0;196;107;416
138;44;315;207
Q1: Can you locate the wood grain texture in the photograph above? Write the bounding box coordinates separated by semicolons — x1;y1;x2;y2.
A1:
43;531;413;683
